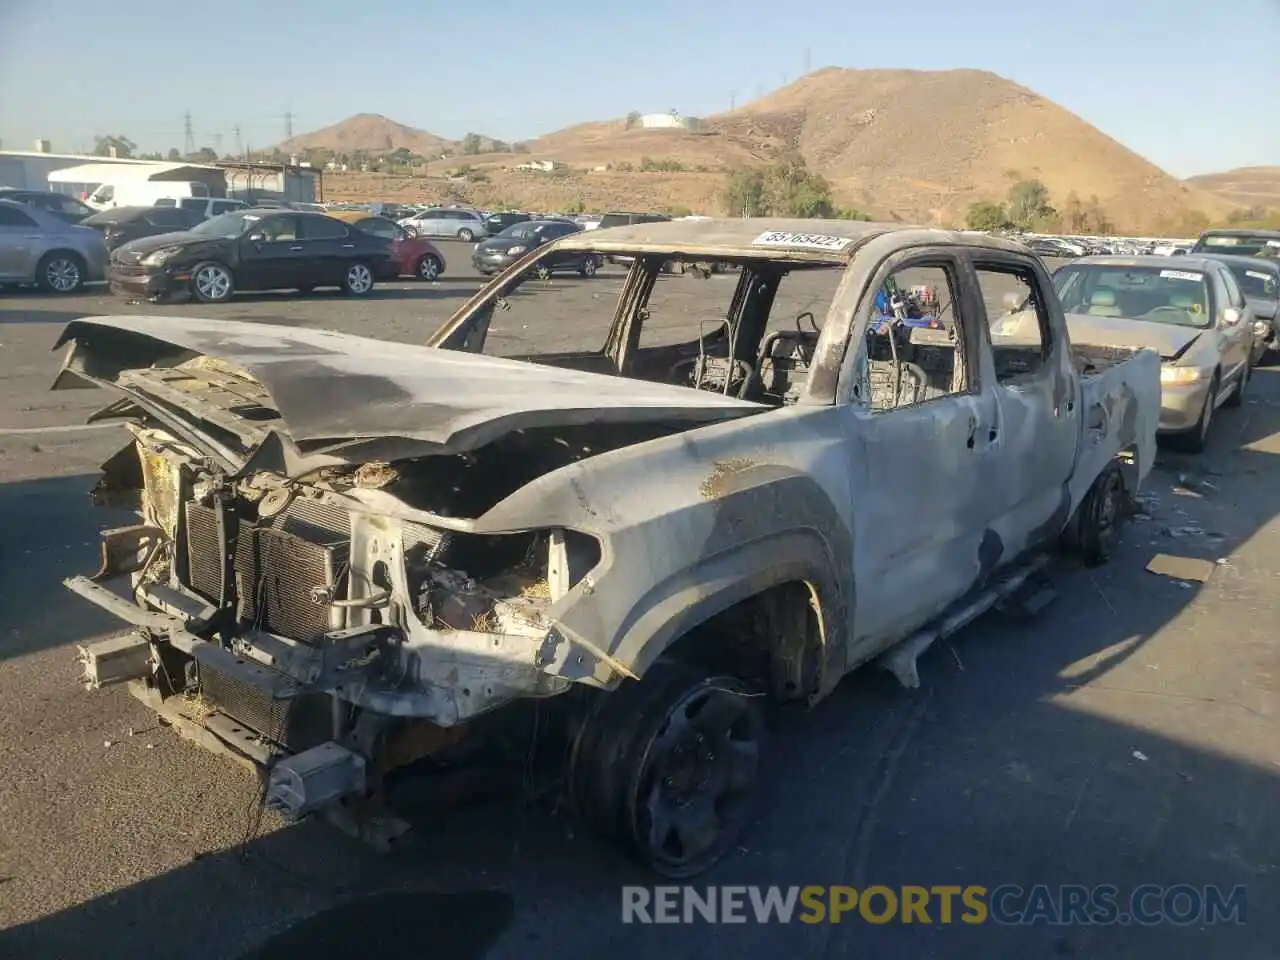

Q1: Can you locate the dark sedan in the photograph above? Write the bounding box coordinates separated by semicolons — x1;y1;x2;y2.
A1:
471;220;598;277
82;205;203;252
107;209;398;303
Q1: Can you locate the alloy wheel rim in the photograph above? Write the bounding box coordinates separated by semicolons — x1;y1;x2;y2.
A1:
348;264;372;292
47;258;80;291
196;266;230;300
420;257;439;280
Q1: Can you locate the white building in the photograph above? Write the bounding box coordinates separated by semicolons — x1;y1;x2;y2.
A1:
639;112;691;130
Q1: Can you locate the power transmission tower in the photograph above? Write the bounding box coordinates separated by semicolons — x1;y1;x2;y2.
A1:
183;111;195;156
233;124;242;158
729;90;736;111
284;111;294;141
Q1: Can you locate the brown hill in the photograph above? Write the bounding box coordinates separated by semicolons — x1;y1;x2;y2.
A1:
280;113;455;158
522;68;1229;231
1185;166;1280;211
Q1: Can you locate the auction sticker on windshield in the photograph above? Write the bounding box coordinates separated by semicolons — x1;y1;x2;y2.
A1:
1246;270;1272;281
752;231;854;251
1160;270;1203;282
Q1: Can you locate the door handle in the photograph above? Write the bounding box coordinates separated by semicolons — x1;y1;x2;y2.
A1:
341;243;354;249
288;245;303;251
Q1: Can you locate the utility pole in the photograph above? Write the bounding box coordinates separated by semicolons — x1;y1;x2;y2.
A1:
233;124;243;158
729;90;736;111
183;111;195;156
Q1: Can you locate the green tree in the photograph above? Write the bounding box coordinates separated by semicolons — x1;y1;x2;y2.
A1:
721;156;836;218
488;139;510;153
722;168;767;216
965;201;1011;231
461;133;482;155
765;156;834;217
166;147;182;161
1007;179;1055;229
625;111;642;130
92;135;136;158
187;146;218;163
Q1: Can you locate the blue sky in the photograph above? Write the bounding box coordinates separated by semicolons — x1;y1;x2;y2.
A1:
1;0;1277;177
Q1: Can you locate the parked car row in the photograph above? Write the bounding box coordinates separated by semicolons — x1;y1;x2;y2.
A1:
1044;246;1279;453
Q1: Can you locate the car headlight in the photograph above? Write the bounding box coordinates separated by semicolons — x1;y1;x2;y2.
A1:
139;246;183;267
1160;365;1207;385
507;245;526;256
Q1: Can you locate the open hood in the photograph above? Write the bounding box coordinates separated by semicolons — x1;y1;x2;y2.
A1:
1065;313;1203;361
54;316;762;467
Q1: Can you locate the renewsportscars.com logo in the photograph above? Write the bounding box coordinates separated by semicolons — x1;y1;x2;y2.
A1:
621;884;1248;926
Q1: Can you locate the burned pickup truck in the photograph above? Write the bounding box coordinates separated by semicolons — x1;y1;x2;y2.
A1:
62;219;1160;876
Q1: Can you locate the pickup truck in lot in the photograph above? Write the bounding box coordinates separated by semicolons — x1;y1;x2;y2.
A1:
61;219;1159;877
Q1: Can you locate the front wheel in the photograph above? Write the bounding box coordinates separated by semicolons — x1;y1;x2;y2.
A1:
578;256;598;278
416;254;442;281
37;252;85;294
1172;373;1218;454
1224;362;1248;408
341;261;374;296
457;228;475;242
190;262;235;303
569;661;765;878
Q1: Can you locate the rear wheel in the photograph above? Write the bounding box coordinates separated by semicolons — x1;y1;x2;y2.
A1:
1061;460;1128;566
37;252;85;294
578;256;598;278
341;261;374;296
190;262;234;303
569;661;765;878
457;228;475;242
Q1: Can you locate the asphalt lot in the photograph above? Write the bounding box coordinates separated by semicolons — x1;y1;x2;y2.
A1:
0;241;1276;958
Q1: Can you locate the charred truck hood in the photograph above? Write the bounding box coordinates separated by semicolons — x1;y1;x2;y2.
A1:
54;315;762;478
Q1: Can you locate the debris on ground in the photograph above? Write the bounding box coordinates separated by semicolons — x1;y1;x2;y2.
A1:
1146;554;1216;583
1162;525;1204;538
1132;750;1150;762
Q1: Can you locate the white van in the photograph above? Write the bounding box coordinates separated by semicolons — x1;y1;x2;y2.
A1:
86;179;211;211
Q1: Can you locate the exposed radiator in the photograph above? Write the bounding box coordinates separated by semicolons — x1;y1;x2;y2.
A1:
184;497;351;642
199;661;333;752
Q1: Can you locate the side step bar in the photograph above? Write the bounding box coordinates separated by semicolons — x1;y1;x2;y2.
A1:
877;554;1053;689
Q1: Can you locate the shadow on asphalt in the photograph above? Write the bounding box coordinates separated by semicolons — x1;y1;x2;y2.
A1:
1;376;1277;960
0;307;97;325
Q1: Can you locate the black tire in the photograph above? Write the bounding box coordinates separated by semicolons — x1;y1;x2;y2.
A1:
1224;362;1247;408
1171;372;1218;454
569;661;765;878
415;254;442;281
340;261;375;297
190;261;235;303
578;256;598;278
36;252;86;294
457;228;475;242
1061;460;1129;566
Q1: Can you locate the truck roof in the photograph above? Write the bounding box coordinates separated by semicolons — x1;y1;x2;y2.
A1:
557;217;1032;261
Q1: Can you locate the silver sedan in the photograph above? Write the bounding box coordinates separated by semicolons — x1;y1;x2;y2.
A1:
0;199;108;293
1053;255;1257;453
